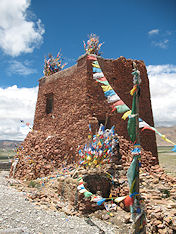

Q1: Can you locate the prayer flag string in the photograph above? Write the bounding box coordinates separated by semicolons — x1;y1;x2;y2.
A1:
87;55;176;151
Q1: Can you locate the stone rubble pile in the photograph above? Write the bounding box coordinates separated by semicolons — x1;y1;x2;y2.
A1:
8;129;176;233
9;162;176;233
10;130;158;181
140;165;176;233
10;130;75;180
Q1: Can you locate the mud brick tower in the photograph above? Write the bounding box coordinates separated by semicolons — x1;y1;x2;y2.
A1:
33;54;158;160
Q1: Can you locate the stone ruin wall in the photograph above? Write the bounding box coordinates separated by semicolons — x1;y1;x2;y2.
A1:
33;56;91;162
86;55;158;157
33;54;158;162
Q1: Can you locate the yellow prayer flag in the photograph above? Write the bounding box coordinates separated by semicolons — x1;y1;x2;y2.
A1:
86;156;92;161
165;139;176;145
92;63;100;68
101;85;112;92
130;85;137;96
161;135;175;145
122;110;132;120
161;135;167;141
88;134;92;139
130;178;136;194
109;213;114;217
97;141;102;146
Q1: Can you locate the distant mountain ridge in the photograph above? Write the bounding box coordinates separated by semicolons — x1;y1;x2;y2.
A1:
0;140;22;150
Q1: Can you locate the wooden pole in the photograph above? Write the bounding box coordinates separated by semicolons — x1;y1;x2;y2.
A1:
132;62;146;234
135;64;140;195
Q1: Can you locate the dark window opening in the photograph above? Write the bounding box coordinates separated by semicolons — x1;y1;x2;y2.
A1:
46;93;53;114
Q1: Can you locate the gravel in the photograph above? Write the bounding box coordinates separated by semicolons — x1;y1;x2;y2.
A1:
0;171;118;234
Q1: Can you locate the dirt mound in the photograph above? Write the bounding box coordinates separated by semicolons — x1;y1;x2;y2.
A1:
10;130;158;180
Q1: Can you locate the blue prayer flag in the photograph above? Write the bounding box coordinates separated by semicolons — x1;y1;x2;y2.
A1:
104;90;116;97
93;67;102;73
171;145;176;152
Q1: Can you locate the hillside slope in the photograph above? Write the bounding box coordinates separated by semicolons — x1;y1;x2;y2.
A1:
0;140;22;150
156;126;176;146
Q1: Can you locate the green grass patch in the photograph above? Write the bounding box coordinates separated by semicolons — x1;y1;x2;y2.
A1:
28;180;41;188
0;149;15;161
158;146;176;177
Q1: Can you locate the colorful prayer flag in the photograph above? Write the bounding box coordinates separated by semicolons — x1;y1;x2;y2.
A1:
92;63;100;68
107;94;120;103
87;55;97;60
93;72;104;79
127;93;137;142
101;85;112;92
116;104;130;113
122;110;132;120
93;67;102;73
104;90;116;97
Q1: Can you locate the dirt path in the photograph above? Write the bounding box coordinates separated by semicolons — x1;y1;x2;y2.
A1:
0;171;117;234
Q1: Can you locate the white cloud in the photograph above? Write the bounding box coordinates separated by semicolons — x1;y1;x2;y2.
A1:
8;60;37;76
152;39;169;49
0;85;38;140
147;64;176;74
148;28;173;49
0;0;45;56
147;64;176;127
148;29;159;36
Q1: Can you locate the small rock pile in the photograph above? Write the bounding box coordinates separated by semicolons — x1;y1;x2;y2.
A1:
10;130;75;180
140;165;176;233
118;136;158;173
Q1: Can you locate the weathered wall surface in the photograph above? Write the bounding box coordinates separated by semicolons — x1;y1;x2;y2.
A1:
32;54;157;162
11;54;158;179
86;55;157;157
33;56;92;160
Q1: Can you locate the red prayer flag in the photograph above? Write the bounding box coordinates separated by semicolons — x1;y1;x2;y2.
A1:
87;55;97;60
124;195;134;207
112;100;124;108
141;126;155;132
97;77;107;81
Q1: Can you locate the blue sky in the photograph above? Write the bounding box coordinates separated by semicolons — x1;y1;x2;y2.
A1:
0;0;176;140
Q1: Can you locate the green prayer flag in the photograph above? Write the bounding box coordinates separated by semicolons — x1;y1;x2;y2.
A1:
93;61;99;65
84;191;93;198
77;177;83;181
152;128;162;137
96;79;109;85
127;156;138;194
116;104;130;113
127;93;136;142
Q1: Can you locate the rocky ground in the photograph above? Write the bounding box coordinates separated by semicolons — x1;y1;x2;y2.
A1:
1;164;176;234
139;166;176;233
0;170;118;234
2;132;176;234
